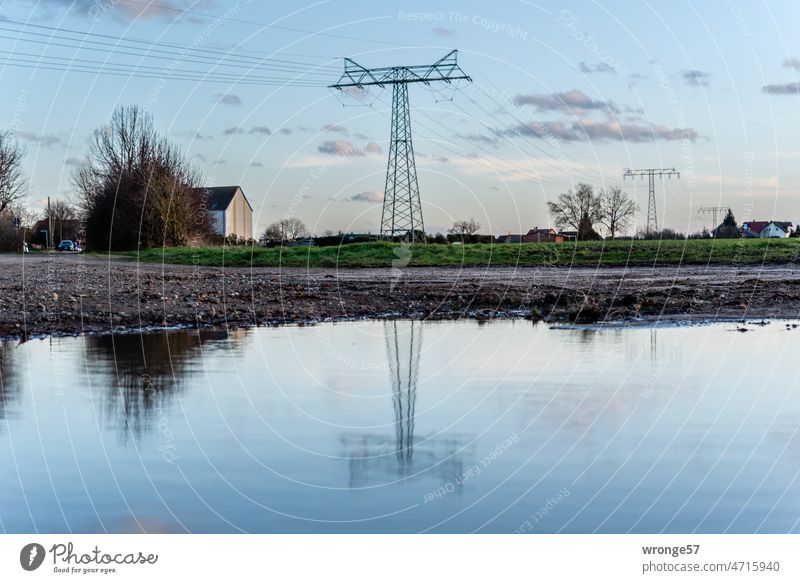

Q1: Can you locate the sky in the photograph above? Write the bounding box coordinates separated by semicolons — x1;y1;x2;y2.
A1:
2;0;800;236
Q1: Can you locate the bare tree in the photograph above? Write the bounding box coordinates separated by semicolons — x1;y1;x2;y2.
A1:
448;218;482;236
599;187;637;239
547;183;603;240
0;131;26;215
73;105;211;250
261;217;308;243
46;199;76;222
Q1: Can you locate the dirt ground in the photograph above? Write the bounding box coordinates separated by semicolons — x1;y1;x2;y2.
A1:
0;253;798;338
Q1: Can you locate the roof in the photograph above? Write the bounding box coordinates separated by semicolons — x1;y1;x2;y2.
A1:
770;221;793;232
497;234;525;243
742;221;769;234
191;186;252;212
743;220;793;234
526;228;556;235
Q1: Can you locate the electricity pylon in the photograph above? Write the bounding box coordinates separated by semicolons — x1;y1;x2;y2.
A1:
330;51;471;241
698;206;730;229
623;167;679;234
384;320;421;470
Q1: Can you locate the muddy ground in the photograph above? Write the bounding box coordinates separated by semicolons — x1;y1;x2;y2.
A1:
0;253;798;338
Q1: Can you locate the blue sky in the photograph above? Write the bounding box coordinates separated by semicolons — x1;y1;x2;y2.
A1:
2;0;800;236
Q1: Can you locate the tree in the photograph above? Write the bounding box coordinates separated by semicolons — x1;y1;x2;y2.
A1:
714;208;739;238
0;131;26;215
547;183;603;241
261;217;307;243
448;218;481;236
0;203;36;251
74;105;212;251
47;200;76;222
45;199;78;243
599;187;637;239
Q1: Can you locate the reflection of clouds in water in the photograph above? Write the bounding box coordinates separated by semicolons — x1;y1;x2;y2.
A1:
87;328;250;440
340;320;475;488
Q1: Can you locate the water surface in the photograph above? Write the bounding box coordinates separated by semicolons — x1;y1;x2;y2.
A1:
1;319;799;533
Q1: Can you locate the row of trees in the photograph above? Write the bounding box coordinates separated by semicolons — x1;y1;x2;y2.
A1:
547;184;637;240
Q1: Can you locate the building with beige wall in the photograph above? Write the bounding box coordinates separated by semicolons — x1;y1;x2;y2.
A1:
193;186;253;240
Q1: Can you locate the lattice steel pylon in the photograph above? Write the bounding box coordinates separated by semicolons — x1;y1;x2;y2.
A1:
623;167;680;234
330;51;471;241
384;320;422;470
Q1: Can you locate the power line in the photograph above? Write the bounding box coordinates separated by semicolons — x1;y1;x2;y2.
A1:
0;19;341;69
0;27;338;76
0;51;325;85
101;0;412;48
0;59;324;86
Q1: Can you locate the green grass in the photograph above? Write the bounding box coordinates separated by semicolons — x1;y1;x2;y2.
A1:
113;238;800;268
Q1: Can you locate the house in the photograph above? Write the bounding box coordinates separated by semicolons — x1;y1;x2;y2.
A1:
30;218;82;247
523;227;564;243
496;227;565;244
496;233;525;244
558;230;578;241
192;186;253;240
741;220;793;238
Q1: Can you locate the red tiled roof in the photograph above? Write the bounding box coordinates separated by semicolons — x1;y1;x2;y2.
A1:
743;221;769;234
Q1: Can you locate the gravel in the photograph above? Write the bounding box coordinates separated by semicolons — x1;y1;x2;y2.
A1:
1;253;798;338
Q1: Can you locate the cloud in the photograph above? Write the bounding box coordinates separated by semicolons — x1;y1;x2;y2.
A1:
279;128;293;135
681;70;710;87
458;133;502;147
223;127;244;135
179;131;213;140
16;131;62;147
782;57;800;71
512;89;630;115
192;153;207;162
35;0;201;21
509;121;580;141
249;126;272;136
323;123;348;134
504;119;697;143
318;140;363;156
432;27;456;38
250;161;264;167
365;142;382;154
64;157;81;166
431;156;449;163
350;190;384;203
213;159;226;166
214;93;242;106
578;61;617;74
576;119;697;142
762;82;800;95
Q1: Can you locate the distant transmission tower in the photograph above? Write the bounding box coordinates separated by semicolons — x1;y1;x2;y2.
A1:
623;167;680;234
698;206;730;229
330;51;471;241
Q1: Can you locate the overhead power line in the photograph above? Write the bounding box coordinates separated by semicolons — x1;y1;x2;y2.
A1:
0;19;341;69
0;26;338;77
109;0;414;48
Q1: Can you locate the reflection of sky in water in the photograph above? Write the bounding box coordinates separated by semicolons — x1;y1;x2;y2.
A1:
0;320;799;533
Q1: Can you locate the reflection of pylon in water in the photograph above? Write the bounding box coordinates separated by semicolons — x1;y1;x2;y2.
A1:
385;320;421;471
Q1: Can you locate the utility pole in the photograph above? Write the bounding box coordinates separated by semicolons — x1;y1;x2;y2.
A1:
698;206;730;230
47;196;53;249
330;51;471;242
623;168;680;234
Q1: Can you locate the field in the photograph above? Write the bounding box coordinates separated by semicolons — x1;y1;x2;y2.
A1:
118;238;800;268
